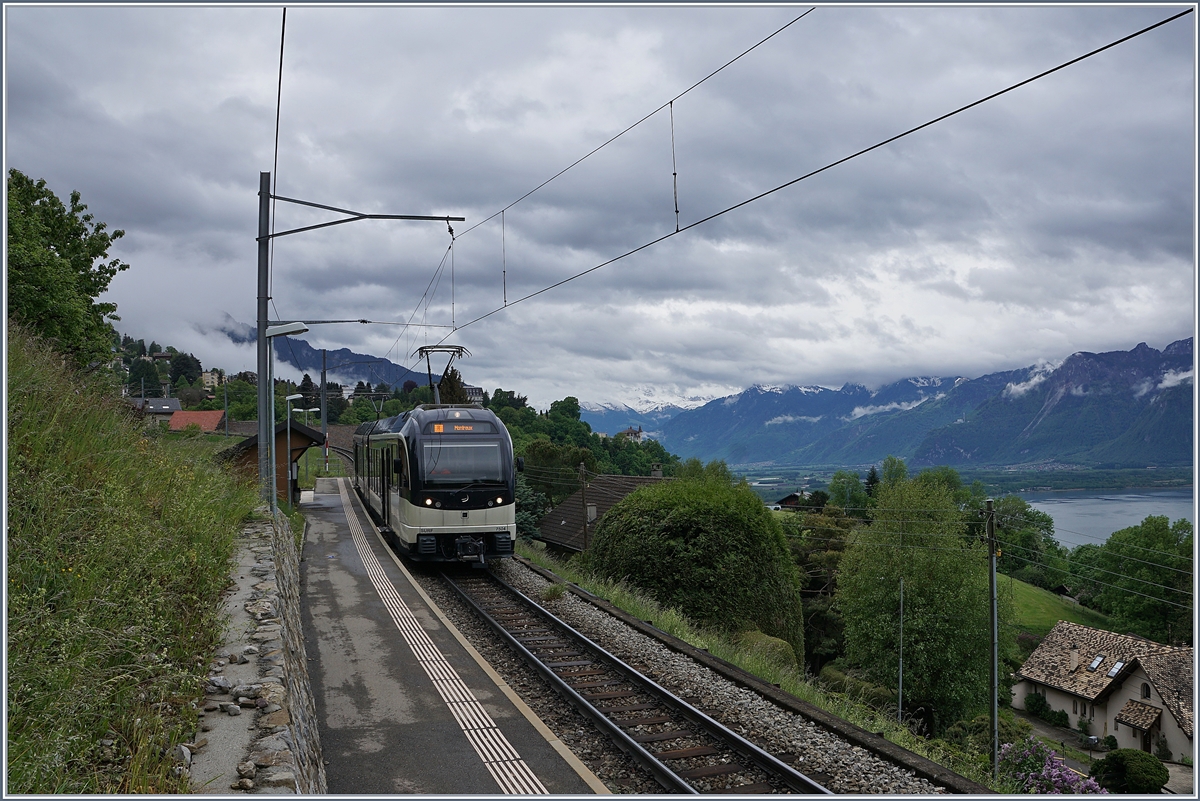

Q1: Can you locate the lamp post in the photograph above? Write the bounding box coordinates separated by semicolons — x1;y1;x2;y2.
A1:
263;323;309;516
285;393;303;511
297;407;320;484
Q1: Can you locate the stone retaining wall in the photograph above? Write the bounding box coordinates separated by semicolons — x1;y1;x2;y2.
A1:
192;511;326;794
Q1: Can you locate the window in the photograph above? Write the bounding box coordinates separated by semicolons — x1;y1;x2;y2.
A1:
1090;706;1094;720
1106;660;1125;678
1073;700;1079;714
1088;654;1105;671
1141;683;1151;699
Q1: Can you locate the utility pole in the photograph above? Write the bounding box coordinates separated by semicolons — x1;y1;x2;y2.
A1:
320;348;328;473
579;462;589;551
224;382;229;437
256;171;272;502
254;172;462;501
987;498;999;782
898;575;904;725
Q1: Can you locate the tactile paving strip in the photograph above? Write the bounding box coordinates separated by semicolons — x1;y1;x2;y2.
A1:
337;480;548;795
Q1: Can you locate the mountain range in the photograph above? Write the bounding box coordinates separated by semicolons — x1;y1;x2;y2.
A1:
653;339;1193;469
213;313;436;388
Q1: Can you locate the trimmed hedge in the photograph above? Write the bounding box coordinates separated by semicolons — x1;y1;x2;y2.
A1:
1089;748;1170;793
586;478;805;660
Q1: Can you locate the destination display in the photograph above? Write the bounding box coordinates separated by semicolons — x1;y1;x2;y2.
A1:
426;421;495;434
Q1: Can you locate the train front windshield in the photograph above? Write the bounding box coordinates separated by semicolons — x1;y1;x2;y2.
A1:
421;441;504;485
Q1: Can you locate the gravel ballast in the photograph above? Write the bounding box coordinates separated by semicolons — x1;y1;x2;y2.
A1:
412;558;948;795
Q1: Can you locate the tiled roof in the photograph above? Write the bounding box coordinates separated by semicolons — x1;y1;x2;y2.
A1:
1141;649;1194;738
1016;621;1184;701
1115;699;1163;731
168;410;226;432
536;475;669;551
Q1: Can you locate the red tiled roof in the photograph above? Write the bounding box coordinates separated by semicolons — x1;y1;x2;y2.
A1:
168;410;227;432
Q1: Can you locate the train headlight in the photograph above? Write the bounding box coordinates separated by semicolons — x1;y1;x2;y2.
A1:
496;496;504;505
435;501;442;509
424;498;433;506
487;501;493;507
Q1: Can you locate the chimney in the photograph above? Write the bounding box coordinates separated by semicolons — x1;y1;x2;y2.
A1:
1070;643;1079;671
651;463;663;478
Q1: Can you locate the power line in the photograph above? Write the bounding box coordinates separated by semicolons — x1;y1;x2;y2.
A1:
434;8;1193;343
998;551;1192;612
996;539;1192;598
454;8;817;241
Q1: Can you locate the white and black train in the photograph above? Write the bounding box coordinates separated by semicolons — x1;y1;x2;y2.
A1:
352;405;520;564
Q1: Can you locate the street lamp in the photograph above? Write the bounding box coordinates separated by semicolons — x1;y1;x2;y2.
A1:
260;322;309;512
259;323;307;513
294;407;320;483
284;393;303;514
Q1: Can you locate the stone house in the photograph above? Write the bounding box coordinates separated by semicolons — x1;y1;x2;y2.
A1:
1012;620;1193;761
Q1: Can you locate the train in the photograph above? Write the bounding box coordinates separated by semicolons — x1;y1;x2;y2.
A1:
352;404;519;565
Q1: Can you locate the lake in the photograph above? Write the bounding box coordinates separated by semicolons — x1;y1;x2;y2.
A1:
1015;487;1195;550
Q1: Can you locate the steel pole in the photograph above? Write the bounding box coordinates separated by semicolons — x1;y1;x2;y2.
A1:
321;348;328;472
988;498;998;781
287;399;293;508
256;171;272;501
898;575;904;725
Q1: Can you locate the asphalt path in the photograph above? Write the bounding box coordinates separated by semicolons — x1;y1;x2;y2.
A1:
299;478;600;794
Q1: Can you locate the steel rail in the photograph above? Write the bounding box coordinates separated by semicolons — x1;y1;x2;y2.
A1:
444;571;832;794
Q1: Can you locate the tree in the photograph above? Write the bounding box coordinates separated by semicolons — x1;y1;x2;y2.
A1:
168;352;202;385
548;396;581;420
880;455;907;487
864;465;880;497
490;388;528;411
827;471;869;516
437;367;468;404
837;474;1014;733
7;169;129;366
297;374;317;408
1074;516;1192;645
402;379;418;394
127;359;162;398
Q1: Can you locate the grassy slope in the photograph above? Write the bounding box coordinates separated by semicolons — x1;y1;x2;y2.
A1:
1006;575;1113;637
6;325;258;792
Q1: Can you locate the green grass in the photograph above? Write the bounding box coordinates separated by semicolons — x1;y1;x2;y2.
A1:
1005;574;1112;637
296;445;347;489
515;542;1005;791
7;324;259;793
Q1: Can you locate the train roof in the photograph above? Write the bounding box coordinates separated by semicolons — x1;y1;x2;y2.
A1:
354;404;497;436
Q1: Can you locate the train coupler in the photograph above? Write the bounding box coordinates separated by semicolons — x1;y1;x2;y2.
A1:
454;535;486;564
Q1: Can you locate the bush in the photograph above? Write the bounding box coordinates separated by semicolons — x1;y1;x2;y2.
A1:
1089;748;1170;793
819;663;896;710
1046;709;1070;728
1154;733;1173;762
944;710;1033;755
738;630;799;672
585;477;805;660
1024;693;1049;717
1103;735;1118;751
1078;717;1091;738
1001;736;1107;793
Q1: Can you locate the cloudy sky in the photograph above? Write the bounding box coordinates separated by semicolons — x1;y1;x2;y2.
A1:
5;4;1195;409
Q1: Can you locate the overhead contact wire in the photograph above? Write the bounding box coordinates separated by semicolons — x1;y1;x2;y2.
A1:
436;7;1192;343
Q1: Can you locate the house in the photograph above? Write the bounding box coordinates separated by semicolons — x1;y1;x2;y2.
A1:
168;410;227;433
200;370;224;391
130;397;181;425
216;421;323;505
1012;620;1193;760
535;474;668;553
776;492;805;509
463;384;485;403
617;425;643;443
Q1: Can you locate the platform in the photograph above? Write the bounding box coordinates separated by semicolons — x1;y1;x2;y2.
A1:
299;477;605;794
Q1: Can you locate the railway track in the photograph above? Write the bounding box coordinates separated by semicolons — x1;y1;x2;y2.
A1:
443;570;832;795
